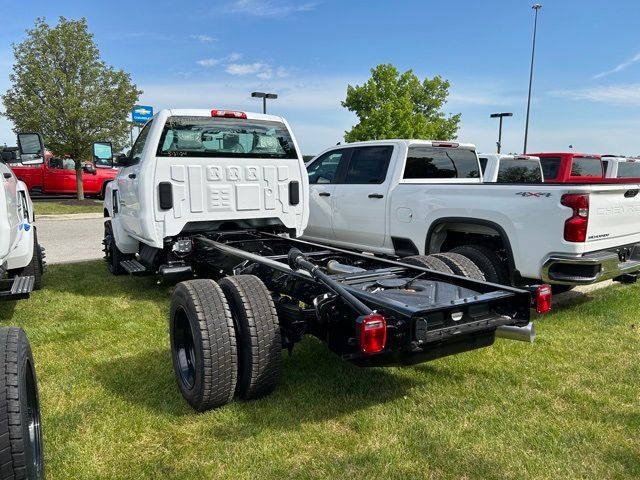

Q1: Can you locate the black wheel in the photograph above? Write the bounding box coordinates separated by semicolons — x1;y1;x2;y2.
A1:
431;252;486;281
219;275;282;400
401;255;454;274
19;229;44;290
0;327;44;480
170;280;237;411
450;245;509;284
103;220;131;276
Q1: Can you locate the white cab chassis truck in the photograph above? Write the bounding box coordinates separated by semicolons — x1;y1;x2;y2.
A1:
303;140;640;287
1;133;46;300
103;109;547;411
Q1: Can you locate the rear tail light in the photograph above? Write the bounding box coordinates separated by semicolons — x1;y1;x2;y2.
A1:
535;284;552;314
358;313;387;354
561;193;589;242
211;109;247;119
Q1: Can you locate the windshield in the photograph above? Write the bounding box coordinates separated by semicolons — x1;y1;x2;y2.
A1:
157;116;298;159
403;146;480;179
617;161;640;178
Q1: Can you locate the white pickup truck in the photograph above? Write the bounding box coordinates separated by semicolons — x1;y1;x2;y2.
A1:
1;133;45;299
302;139;640;286
602;155;640;179
479;153;544;183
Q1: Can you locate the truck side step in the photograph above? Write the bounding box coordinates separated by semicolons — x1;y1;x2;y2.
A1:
120;259;149;275
0;275;34;302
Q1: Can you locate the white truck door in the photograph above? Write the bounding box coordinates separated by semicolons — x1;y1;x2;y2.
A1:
1;164;20;255
331;145;394;247
305;149;350;240
117;120;154;237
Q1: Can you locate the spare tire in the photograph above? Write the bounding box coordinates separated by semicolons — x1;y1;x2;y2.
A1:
0;327;44;480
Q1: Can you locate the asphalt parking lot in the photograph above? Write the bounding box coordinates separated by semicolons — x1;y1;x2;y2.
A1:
37;214;104;264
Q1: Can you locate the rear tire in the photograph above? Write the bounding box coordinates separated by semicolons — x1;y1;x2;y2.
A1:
219;275;282;400
0;327;44;480
19;230;44;290
401;255;454;274
170;280;237;411
449;245;509;284
431;252;485;280
103;220;130;276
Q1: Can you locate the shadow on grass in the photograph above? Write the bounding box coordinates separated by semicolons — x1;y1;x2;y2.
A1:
0;300;17;321
44;261;173;303
94;337;419;430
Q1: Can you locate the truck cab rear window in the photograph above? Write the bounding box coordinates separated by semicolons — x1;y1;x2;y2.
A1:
497;159;542;183
404;146;479;179
617;161;640;178
157;116;297;159
540;157;560;180
570;158;602;177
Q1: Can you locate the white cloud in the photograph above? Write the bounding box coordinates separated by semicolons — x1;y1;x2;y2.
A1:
226;62;267;75
276;67;290;78
225;0;319;16
196;58;221;67
190;34;216;43
227;52;242;62
549;84;640;105
593;52;640;79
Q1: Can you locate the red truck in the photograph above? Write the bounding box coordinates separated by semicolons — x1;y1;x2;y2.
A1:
533;152;640;183
9;144;117;198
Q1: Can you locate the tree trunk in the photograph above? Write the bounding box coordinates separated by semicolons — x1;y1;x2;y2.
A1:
75;164;84;200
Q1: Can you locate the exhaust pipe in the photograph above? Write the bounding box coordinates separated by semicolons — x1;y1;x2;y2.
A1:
496;322;535;343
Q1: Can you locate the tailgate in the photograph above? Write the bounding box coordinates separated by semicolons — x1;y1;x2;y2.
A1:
585;184;640;250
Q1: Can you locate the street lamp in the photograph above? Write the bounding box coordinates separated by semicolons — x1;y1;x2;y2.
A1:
251;91;278;114
523;3;542;154
490;112;513;153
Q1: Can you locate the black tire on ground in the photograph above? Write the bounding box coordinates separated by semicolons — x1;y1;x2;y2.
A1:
0;327;44;480
19;229;44;290
103;220;131;276
431;252;486;281
449;245;510;285
219;275;282;400
401;255;454;274
169;280;237;411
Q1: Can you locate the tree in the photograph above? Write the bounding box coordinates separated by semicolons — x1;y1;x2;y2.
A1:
2;17;140;199
342;64;460;143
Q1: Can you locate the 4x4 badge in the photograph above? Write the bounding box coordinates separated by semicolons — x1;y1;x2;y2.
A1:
515;192;551;198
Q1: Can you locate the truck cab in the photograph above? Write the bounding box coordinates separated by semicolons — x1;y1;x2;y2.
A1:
104;108;309;262
602;155;640;179
478;153;544;183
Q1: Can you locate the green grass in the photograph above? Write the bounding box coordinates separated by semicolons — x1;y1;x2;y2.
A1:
1;262;638;479
34;200;103;216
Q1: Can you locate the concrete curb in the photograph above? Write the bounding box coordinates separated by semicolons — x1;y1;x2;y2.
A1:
38;213;104;221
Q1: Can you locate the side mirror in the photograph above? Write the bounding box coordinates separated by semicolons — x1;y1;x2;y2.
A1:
17;132;45;165
83;163;97;175
93;141;114;168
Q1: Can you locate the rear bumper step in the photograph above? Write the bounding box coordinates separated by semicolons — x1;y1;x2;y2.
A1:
0;275;35;302
542;246;640;285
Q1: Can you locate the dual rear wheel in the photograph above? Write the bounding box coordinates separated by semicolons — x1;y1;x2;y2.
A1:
169;275;281;411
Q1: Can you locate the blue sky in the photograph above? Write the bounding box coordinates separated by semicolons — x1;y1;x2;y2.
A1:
2;0;640;155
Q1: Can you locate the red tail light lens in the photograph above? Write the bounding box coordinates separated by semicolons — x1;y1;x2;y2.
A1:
358;313;387;354
561;193;589;242
535;284;552;314
211;109;247;119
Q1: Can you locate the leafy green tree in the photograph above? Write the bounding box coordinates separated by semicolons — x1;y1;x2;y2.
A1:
342;64;460;143
2;17;140;199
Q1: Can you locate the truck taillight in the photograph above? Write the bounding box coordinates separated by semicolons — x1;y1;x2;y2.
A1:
358;313;387;354
561;193;589;242
211;109;247;119
535;284;552;314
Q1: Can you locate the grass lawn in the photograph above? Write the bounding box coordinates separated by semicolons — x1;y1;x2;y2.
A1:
34;200;103;216
0;262;638;479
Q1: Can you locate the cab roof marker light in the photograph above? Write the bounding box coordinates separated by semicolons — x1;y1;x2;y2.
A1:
211;110;247;119
431;142;459;148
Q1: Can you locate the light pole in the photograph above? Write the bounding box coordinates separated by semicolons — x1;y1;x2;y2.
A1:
251;91;278;114
523;3;542;154
490;112;513;153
